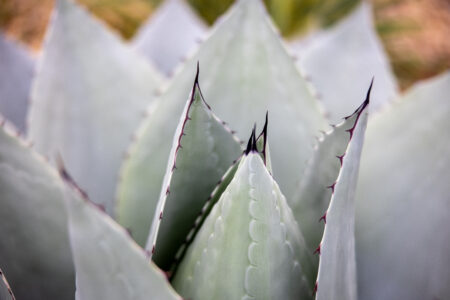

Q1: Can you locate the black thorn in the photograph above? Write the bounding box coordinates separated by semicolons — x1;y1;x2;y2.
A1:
245;125;258;155
194;61;200;85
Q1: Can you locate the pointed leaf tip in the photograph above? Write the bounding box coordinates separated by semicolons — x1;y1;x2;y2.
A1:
245;125;258;155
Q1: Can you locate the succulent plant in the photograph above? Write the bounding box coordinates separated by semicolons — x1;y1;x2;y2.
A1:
0;0;448;299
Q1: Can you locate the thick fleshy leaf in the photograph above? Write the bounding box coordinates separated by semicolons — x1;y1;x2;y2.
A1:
172;153;315;300
28;0;163;215
356;72;450;300
315;96;369;300
0;268;16;300
295;3;398;123
145;74;242;266
0;120;74;300
118;0;326;242
292;82;373;252
0;33;34;132
133;0;207;75
61;169;181;300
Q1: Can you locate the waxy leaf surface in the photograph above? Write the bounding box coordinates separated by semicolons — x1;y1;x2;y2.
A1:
172;153;314;300
118;0;326;242
356;71;450;300
0;121;74;300
28;0;162;215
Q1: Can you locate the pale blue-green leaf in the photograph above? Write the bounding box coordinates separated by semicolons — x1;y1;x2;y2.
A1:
62;173;181;300
118;0;326;242
27;0;163;215
292;84;373;252
0;33;34;132
315;98;369;300
295;3;398;123
172;153;315;300
0;268;16;300
0;120;74;300
146;79;242;268
133;0;207;75
356;71;450;300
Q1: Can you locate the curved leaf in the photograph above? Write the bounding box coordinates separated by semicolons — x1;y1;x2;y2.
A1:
118;0;326;241
172;153;314;300
61;168;181;300
315;95;369;300
133;0;207;75
356;72;450;300
28;0;163;215
0;33;34;132
295;3;398;123
146;73;242;266
0;119;74;300
0;268;16;300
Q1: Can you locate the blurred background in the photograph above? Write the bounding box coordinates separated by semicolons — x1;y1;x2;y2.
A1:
0;0;449;89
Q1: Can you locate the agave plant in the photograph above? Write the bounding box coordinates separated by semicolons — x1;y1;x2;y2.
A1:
0;0;449;299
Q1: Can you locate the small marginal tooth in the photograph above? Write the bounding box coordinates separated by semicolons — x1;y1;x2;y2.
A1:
319;212;327;224
327;182;336;193
337;155;345;166
314;244;321;255
313;282;318;296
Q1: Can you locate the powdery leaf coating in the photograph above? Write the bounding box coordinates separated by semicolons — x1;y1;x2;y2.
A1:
117;0;326;244
133;0;207;75
295;3;398;123
146;76;242;268
0;120;74;300
0;33;34;132
172;153;314;300
28;0;163;215
356;71;450;300
315;95;369;300
63;172;181;300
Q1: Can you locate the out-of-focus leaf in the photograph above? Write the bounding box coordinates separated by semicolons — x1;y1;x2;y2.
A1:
61;170;181;300
133;0;207;75
294;3;398;123
27;0;163;215
118;0;326;241
172;153;315;299
0;268;16;300
292;82;373;252
356;71;450;300
315;94;369;300
0;33;34;132
0;119;74;300
146;73;242;266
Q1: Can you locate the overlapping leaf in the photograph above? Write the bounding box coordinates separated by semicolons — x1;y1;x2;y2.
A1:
172;152;315;299
0;268;15;300
133;0;207;75
356;71;450;300
0;119;74;300
0;33;34;132
61;169;181;300
145;73;242;265
315;95;369;300
28;0;163;215
294;3;398;123
118;0;326;244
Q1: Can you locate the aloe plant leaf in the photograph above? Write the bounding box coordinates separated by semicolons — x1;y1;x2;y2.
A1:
295;3;398;123
292;81;374;252
315;93;369;300
0;33;34;132
172;152;315;300
27;0;163;215
118;0;326;243
356;71;450;300
0;120;74;299
60;168;181;300
145;71;242;267
133;0;207;75
0;268;16;300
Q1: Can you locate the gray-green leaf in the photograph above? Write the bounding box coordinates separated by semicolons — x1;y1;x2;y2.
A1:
0;120;74;300
172;153;314;300
315;93;369;300
61;169;181;300
356;71;450;300
146;74;242;267
28;0;163;215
